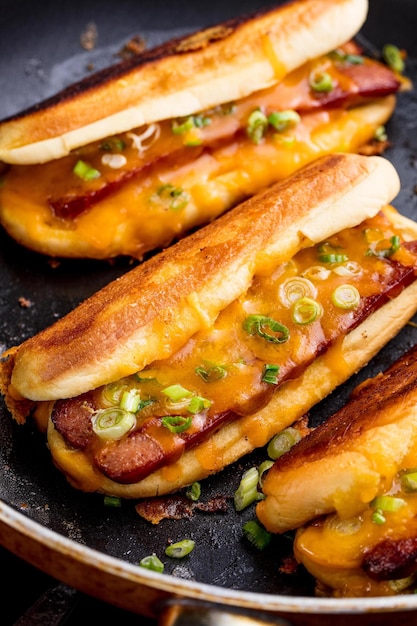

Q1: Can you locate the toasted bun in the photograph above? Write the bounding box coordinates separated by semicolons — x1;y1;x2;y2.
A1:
0;0;368;164
6;154;399;403
46;278;417;498
0;96;397;261
256;343;417;535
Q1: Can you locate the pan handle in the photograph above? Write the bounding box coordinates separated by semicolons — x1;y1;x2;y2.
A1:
157;598;293;626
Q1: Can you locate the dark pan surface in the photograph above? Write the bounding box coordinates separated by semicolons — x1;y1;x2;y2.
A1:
0;0;417;609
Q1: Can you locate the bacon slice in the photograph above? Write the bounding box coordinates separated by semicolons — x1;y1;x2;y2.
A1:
46;55;400;220
51;246;417;485
362;536;417;581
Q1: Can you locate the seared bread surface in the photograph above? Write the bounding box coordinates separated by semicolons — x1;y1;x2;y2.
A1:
4;153;417;499
0;0;368;164
6;154;399;402
257;335;417;534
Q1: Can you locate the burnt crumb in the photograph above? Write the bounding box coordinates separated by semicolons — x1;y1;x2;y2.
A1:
18;296;33;308
279;554;299;575
80;22;98;51
136;494;229;524
117;35;147;60
358;139;391;156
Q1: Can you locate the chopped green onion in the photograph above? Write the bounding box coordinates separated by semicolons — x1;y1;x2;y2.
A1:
329;49;364;65
371;509;386;525
247;109;269;144
186;482;201;501
162;384;193;402
332;261;362;277
267;427;302;460
242;520;272;550
73;159;101;181
172;116;195;134
92;408;135;440
267;110;300;132
139;554;164;573
187;395;212;414
195;364;227;382
292;297;322;325
258;460;274;487
366;235;401;258
243;315;290;344
161;415;192;433
318;242;348;264
374;125;388;142
100;137;126;151
278;276;317;307
309;70;334;93
331;284;360;309
234;467;260;511
119;388;142;412
165;539;195;558
151;184;190;211
371;495;406;512
382;43;405;74
101;381;129;405
104;495;122;508
261;363;280;385
302;265;331;281
325;514;362;535
400;469;417;493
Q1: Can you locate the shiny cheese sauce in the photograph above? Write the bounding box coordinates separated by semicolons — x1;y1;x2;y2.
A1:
59;211;417;482
0;53;390;258
294;469;417;597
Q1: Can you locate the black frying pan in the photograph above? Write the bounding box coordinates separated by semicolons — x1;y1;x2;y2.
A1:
1;1;417;624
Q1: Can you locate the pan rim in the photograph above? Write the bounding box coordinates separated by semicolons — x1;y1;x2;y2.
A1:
1;499;417;616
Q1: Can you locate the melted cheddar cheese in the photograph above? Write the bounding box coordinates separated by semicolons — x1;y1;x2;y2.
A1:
0;53;397;259
51;211;417;484
294;473;417;597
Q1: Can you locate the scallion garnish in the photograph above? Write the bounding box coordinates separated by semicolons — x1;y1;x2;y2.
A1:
267;427;302;460
186;482;201;501
165;539;195;558
234;466;260;511
258;460;274;487
400;469;417;493
242;520;272;550
309;70;334;93
382;43;405;74
139;554;165;573
331;284;360;309
161;415;193;433
267;109;300;132
261;364;280;385
162;384;193;402
278;276;317;307
73;159;101;181
374;125;388;142
371;495;406;512
150;184;190;211
243;315;290;344
317;242;348;264
187;395;212;414
92;408;136;440
366;235;401;258
119;388;142;412
246;109;269;144
292;297;322;325
104;495;122;508
195;364;227;382
329;49;364;65
100;137;126;151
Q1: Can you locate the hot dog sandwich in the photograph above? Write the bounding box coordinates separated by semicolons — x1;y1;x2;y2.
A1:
2;154;417;499
0;0;403;259
257;343;417;597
